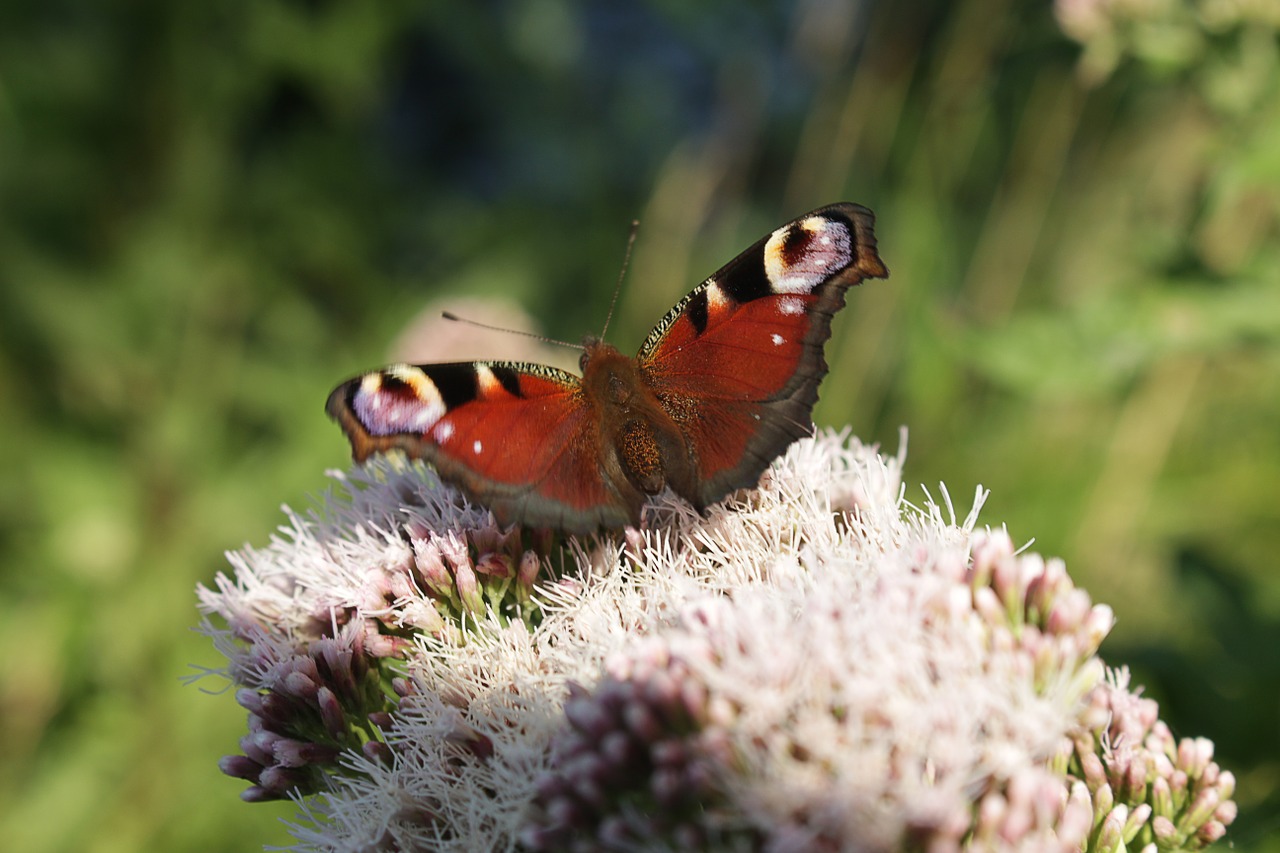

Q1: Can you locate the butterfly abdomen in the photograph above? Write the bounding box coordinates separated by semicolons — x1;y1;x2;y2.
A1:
580;341;698;517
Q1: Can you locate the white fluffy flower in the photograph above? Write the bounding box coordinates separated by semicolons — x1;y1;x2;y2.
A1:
196;429;1234;852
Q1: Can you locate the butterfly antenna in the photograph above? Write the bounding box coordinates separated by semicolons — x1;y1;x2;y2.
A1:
440;312;582;351
599;219;640;343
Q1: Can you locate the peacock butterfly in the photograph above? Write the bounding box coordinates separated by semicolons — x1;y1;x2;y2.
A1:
327;202;888;533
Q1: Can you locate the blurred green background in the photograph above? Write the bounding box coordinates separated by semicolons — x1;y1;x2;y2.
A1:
1;1;1277;850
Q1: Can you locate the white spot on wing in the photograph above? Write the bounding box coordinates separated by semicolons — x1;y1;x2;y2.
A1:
705;280;731;312
475;364;501;396
433;421;454;443
771;333;785;346
361;375;385;409
473;440;483;455
778;296;805;316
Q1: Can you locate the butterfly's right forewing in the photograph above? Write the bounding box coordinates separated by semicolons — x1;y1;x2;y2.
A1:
636;203;888;508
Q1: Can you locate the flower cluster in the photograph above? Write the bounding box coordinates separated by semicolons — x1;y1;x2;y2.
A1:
199;462;553;804
211;627;397;801
1066;669;1237;851
523;529;1115;852
196;430;1237;851
403;522;549;635
521;636;745;851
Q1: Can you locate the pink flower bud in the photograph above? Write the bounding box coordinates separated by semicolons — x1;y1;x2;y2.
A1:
623;527;645;562
361;627;409;658
386;568;415;601
438;533;470;570
1180;787;1220;833
1152;815;1177;842
413;541;454;599
1197;819;1227;844
243;730;280;766
239;785;277;803
990;552;1022;606
1080;750;1108;790
624;702;662;743
1123;804;1152;841
219;754;263;782
1151;775;1174;818
273;738;338;767
474;551;513;578
259;765;307;795
1097;804;1127;851
1083;604;1115;649
283;670;319;701
362;740;394;765
454;561;484;614
1047;588;1090;634
317;685;348;740
517;550;541;588
1177;737;1198;773
1058;783;1094;845
235;688;265;714
1124;752;1149;801
1217;770;1236;800
973;586;1004;624
1092;780;1114;823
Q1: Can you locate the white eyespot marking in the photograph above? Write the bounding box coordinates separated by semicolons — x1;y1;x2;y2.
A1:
778;296;806;316
771;333;785;346
432;421;455;443
354;365;446;437
705;280;731;312
473;440;483;455
361;374;386;410
763;217;854;294
475;364;502;396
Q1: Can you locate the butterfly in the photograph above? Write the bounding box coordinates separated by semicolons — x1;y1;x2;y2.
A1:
327;202;888;533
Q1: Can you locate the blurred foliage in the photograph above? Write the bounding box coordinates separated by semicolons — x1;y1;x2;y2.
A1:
0;0;1276;850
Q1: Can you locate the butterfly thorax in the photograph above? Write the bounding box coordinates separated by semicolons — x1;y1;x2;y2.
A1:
578;338;699;510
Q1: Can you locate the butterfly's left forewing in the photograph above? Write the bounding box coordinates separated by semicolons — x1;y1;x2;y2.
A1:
326;362;633;531
638;202;888;507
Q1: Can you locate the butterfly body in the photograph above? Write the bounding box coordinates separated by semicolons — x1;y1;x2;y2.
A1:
577;337;701;516
328;203;888;533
